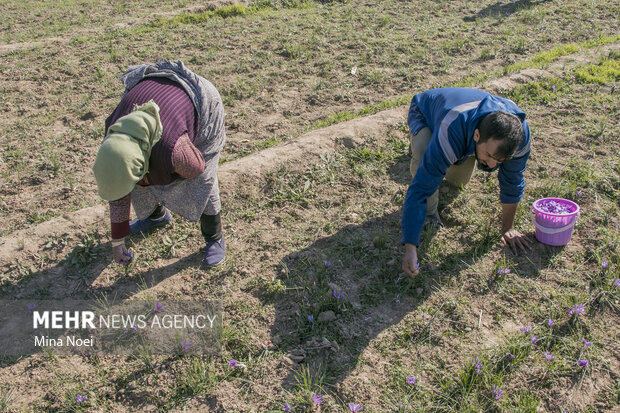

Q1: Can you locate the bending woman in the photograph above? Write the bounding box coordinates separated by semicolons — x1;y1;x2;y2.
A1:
93;60;226;267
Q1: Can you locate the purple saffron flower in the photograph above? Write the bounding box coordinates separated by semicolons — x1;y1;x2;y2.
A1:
612;85;617;93
311;393;323;404
519;325;532;333
547;319;555;327
551;86;556;92
582;338;592;348
614;279;620;288
228;360;238;367
131;325;137;332
180;338;193;353
577;189;583;197
497;268;511;275
406;376;416;386
348;403;363;412
545;352;555;361
308;315;314;323
506;353;515;361
569;304;585;316
333;290;342;300
324;260;332;268
536;199;575;214
472;357;483;374
76;395;87;403
577;359;589;368
154;302;164;313
282;402;292;412
123;328;128;333
530;334;541;344
492;385;503;401
601;261;608;269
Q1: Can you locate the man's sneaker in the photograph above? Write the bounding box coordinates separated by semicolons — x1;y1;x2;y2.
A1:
204;237;225;267
423;210;443;230
129;209;172;234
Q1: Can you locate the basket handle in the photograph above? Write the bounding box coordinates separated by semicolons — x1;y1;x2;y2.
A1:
530;208;580;235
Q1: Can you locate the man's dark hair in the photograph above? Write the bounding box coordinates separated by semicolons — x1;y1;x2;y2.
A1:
477;111;524;161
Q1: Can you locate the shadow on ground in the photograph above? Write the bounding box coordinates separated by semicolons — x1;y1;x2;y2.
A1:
262;187;565;405
463;0;552;22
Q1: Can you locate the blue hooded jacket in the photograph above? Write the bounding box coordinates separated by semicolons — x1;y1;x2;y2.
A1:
402;88;531;246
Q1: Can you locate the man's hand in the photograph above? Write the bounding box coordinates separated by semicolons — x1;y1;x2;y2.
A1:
402;243;420;277
500;228;532;254
112;239;133;265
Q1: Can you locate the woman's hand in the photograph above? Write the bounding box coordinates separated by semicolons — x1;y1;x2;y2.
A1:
402;243;420;277
112;239;133;265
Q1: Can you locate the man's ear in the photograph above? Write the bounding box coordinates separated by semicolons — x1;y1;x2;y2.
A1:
473;129;480;143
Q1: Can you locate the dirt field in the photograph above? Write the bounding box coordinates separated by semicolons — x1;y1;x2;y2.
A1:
0;0;618;411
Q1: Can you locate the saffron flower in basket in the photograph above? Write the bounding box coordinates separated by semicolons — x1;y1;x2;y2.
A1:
535;199;577;214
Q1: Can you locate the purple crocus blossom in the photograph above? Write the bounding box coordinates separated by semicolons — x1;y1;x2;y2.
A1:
348;403;363;412
506;353;515;361
601;261;608;269
180;338;193;353
582;338;592;348
154;302;164;313
569;304;585;316
333;290;343;300
228;360;238;367
576;189;583;197
551;85;556;92
311;393;323;404
492;386;503;401
547;319;555;327
406;376;416;386
614;279;620;288
282;402;292;412
519;325;532;334
497;268;511;275
545;352;555;361
612;85;617;93
530;334;541;344
324;260;333;268
308;315;314;323
472;357;483;374
577;359;589;368
76;395;87;403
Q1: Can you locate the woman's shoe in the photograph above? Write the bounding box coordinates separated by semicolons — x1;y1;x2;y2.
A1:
204;237;225;267
129;209;172;234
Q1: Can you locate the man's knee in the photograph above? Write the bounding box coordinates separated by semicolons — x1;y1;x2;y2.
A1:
445;156;475;187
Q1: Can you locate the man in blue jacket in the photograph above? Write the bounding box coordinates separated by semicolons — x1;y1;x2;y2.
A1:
402;88;532;277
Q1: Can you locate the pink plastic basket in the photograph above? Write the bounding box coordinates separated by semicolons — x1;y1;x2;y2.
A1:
531;198;580;246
